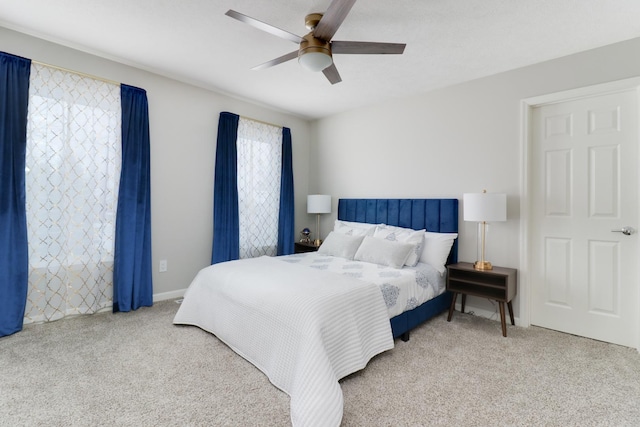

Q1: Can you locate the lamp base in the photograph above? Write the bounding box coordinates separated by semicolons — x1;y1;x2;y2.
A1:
473;260;493;271
313;239;322;247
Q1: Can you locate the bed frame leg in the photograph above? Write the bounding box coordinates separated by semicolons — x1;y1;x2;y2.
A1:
400;332;410;342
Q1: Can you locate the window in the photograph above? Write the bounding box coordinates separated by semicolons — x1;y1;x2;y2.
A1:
236;118;282;258
24;63;121;323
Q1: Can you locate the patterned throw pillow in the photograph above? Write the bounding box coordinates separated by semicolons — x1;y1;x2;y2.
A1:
333;219;377;237
373;225;425;267
317;232;365;260
353;236;414;269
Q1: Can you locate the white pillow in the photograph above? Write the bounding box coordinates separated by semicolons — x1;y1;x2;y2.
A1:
373;225;425;267
333;219;376;237
420;231;458;274
354;236;414;269
317;232;365;259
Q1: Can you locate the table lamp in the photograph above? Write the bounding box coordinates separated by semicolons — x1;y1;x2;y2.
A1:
307;194;331;246
463;190;507;270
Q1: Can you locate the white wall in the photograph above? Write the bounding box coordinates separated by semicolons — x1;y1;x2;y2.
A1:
5;25;640;320
0;27;313;300
311;37;640;320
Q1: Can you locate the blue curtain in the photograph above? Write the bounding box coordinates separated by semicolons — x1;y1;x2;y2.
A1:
0;52;31;337
113;84;153;312
211;112;240;264
277;127;295;255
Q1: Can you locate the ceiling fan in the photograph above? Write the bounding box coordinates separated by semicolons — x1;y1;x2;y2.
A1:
225;0;406;84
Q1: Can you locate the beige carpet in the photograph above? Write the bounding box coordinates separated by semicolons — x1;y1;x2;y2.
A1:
1;299;639;426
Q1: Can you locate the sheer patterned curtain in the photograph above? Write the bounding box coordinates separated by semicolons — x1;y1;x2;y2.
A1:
236;118;282;258
24;63;121;323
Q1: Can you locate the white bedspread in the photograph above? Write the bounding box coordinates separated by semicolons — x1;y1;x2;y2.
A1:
280;253;446;318
173;256;394;427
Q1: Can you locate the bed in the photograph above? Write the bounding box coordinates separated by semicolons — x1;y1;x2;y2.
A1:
337;198;458;340
173;198;458;427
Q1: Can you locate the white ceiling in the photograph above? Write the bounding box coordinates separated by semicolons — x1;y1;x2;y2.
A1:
1;0;640;120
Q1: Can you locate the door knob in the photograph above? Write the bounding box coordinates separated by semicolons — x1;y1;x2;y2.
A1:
611;226;636;236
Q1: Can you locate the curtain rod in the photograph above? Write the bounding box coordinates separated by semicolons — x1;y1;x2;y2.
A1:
30;61;285;125
240;115;283;129
31;59;120;86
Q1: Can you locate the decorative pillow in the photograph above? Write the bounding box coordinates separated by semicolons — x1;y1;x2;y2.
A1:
353;236;414;269
420;232;458;274
373;225;425;267
333;219;377;237
317;232;365;260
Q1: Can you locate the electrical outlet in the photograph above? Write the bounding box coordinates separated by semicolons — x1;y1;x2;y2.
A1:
159;259;168;273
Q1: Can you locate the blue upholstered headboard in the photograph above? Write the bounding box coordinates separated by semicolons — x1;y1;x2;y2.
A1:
337;198;459;264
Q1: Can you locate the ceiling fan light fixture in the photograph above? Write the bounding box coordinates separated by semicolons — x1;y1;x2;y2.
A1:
298;50;332;72
298;33;332;72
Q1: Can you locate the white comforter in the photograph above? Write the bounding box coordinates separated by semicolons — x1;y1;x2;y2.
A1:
173;256;394;427
282;253;446;318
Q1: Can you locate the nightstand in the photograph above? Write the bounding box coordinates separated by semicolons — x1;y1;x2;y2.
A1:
294;242;320;254
446;262;517;337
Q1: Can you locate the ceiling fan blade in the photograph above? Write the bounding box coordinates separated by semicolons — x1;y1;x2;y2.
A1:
331;41;406;55
225;10;304;44
322;63;342;85
313;0;357;42
251;51;299;70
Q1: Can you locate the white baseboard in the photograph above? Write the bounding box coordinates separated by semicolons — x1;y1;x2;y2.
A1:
454;302;521;327
153;288;187;302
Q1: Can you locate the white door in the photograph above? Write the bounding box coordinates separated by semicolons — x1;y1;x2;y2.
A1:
530;89;639;347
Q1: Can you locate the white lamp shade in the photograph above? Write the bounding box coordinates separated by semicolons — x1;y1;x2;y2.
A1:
298;52;333;72
463;193;507;222
307;194;332;214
